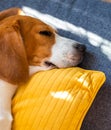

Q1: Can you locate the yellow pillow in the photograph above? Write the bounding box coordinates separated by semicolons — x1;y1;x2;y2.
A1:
12;67;106;130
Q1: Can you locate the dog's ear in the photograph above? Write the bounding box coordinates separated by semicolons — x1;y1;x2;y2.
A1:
0;7;25;21
0;23;29;84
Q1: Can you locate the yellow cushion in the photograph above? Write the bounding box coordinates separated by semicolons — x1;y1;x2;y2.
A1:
12;67;106;130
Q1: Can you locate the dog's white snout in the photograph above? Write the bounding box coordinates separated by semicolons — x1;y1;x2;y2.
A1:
49;34;86;68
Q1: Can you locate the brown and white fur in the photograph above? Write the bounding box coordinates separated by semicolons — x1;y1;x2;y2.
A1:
0;7;86;130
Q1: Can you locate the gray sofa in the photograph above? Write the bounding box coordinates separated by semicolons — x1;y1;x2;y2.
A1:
0;0;111;130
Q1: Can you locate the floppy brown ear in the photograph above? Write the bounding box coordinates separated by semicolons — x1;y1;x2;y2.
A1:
0;7;25;21
0;24;29;84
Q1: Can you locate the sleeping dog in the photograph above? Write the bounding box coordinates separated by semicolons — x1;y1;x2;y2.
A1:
0;7;86;130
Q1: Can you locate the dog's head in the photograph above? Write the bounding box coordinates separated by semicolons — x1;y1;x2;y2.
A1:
0;15;86;84
18;16;86;68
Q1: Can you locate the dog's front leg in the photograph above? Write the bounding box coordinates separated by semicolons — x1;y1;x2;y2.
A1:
0;80;17;130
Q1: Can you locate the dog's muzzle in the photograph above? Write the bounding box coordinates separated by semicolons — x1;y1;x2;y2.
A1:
44;34;86;68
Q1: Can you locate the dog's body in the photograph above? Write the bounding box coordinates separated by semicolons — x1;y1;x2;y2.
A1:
0;8;86;130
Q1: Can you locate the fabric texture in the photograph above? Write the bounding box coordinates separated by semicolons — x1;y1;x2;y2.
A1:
0;0;111;130
12;68;105;130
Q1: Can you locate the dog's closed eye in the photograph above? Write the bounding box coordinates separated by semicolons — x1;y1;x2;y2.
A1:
39;30;52;36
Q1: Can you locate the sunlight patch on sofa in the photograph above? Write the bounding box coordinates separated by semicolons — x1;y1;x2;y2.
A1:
87;32;111;60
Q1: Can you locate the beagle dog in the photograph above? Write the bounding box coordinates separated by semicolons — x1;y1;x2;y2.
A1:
0;8;86;130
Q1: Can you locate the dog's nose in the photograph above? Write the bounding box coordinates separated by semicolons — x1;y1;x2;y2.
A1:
74;43;86;52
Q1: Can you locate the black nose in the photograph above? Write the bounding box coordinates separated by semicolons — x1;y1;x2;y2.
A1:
74;43;86;52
